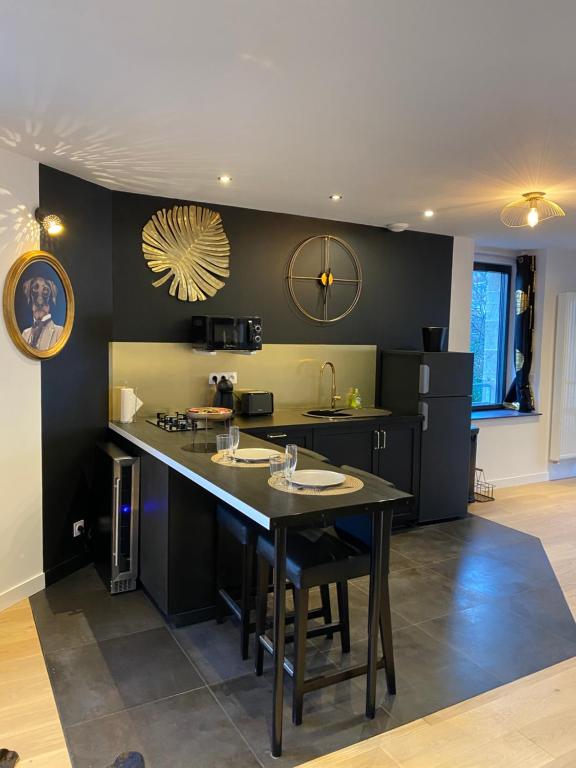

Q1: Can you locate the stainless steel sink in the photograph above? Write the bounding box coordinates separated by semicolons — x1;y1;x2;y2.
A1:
304;408;354;420
303;407;392;420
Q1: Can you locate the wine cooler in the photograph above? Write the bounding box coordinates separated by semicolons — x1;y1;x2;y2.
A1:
94;442;140;594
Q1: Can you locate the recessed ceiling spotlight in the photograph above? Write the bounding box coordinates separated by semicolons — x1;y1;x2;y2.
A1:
218;175;232;184
423;209;435;218
385;223;409;233
329;194;343;201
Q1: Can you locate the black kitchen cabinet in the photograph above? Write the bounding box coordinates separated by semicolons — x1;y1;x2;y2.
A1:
242;425;314;449
376;424;415;486
311;418;420;525
375;422;420;525
312;423;377;472
137;453;222;626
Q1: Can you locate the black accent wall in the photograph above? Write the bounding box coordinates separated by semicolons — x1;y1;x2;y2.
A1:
113;191;453;348
39;165;113;583
39;168;453;580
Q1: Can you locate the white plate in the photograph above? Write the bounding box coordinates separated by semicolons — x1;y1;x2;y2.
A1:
290;470;346;488
234;447;280;463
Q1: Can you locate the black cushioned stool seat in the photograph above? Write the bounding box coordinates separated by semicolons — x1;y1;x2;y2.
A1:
217;503;253;546
257;527;369;589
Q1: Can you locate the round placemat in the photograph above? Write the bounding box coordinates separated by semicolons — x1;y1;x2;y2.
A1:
211;454;271;469
267;475;364;495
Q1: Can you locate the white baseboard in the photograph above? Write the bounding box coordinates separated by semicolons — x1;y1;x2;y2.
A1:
0;572;45;612
489;471;550;489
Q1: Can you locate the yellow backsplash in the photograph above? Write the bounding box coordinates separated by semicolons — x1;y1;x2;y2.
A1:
110;343;377;418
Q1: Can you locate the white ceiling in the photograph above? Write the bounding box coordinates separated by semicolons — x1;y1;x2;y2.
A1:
3;0;576;249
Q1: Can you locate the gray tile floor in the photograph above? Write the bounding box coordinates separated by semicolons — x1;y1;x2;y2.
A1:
30;515;576;768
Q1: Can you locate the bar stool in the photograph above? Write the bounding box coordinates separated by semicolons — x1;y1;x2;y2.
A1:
215;447;332;659
254;469;396;725
215;503;257;659
334;465;394;547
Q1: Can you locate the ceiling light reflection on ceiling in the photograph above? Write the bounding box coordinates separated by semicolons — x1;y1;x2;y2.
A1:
500;191;565;228
329;194;343;201
218;175;232;184
423;209;434;218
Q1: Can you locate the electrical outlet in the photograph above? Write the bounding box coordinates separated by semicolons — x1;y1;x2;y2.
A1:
73;520;84;538
208;371;238;385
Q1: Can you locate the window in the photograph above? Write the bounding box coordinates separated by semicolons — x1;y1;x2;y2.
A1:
470;262;511;408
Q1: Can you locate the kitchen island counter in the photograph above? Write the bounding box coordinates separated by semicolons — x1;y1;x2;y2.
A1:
109;419;410;531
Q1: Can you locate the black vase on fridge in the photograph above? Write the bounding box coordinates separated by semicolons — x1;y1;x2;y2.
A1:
422;326;448;352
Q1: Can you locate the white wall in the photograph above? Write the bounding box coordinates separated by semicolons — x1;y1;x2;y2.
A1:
448;236;474;352
451;238;576;487
0;148;43;609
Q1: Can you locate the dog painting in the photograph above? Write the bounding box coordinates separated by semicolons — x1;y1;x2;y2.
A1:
3;250;74;359
20;275;64;350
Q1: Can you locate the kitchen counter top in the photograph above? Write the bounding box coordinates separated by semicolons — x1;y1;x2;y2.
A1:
109;419;411;530
232;407;421;430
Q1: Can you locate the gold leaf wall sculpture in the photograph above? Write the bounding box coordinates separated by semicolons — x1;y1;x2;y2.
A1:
142;205;230;301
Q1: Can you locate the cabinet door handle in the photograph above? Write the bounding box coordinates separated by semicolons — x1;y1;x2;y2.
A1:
267;433;288;439
380;430;387;449
419;402;429;431
419;364;431;394
373;429;380;450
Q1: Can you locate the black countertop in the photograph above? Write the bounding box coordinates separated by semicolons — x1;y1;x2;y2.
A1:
109;419;411;531
232;407;421;430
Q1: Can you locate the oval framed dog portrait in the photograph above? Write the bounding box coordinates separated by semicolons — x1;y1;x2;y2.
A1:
3;250;75;359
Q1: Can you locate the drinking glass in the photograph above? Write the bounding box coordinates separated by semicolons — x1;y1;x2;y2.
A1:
216;433;233;462
285;444;298;486
228;425;240;460
269;454;286;486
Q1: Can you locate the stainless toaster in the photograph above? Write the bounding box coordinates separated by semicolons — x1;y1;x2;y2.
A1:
238;390;274;416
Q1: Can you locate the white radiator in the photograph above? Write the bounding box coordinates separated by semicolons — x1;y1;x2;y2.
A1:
550;292;576;462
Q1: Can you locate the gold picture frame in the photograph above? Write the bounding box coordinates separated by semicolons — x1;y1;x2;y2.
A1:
3;250;75;359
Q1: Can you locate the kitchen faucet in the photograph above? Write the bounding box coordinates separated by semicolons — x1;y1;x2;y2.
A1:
321;361;341;410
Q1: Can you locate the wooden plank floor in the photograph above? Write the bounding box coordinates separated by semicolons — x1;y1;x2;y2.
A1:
0;599;71;767
299;478;576;768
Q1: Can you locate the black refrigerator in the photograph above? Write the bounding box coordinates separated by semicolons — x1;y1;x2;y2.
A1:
379;351;473;523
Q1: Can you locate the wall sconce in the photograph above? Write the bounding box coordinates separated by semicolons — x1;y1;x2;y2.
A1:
35;208;64;236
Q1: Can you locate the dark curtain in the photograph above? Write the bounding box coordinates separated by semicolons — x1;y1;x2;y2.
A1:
504;254;536;412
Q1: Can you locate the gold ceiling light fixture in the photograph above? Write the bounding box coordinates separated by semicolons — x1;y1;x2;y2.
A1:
500;191;565;229
35;208;64;236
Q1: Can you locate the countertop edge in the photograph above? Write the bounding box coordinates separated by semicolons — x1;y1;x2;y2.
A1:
108;422;273;530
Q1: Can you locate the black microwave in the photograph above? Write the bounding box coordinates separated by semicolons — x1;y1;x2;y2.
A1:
191;316;262;352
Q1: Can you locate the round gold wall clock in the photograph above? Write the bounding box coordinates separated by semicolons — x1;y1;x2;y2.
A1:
3;249;75;360
142;204;230;302
286;235;362;323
